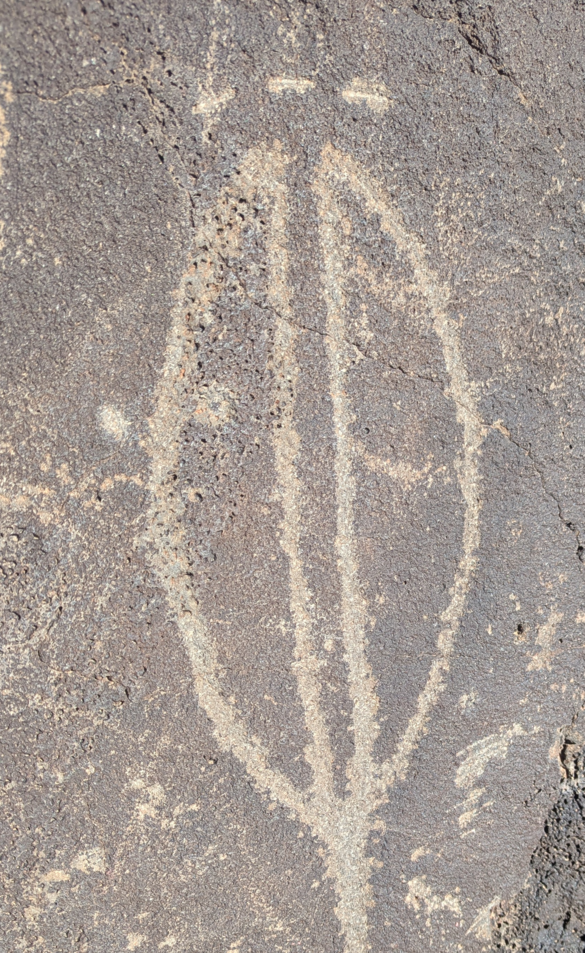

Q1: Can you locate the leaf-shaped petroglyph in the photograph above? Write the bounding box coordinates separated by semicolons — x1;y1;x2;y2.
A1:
145;141;485;953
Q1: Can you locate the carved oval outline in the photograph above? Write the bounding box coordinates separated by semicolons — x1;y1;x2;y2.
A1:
144;141;485;953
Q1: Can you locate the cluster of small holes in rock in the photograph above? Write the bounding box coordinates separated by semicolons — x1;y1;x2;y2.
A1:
167;184;286;581
491;740;585;952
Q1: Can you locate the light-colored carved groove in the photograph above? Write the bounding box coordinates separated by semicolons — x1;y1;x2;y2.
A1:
145;182;307;823
356;441;433;491
316;189;380;800
385;310;484;784
240;146;336;807
312;164;382;953
315;145;485;793
193;16;235;135
0;64;13;256
146;140;484;953
0;62;11;181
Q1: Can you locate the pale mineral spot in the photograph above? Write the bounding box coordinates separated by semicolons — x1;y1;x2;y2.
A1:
135;782;166;822
405;876;462;917
527;606;564;672
458;688;478;711
40;869;70;884
410;846;432;862
126;934;147;951
71;847;106;874
195;381;235;426
24;904;42;922
99;403;130;441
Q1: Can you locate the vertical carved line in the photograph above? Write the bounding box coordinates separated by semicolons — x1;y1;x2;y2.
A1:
313;178;380;800
241;146;336;806
313;168;380;953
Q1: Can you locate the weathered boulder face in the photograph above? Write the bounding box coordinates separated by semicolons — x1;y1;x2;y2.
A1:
1;2;585;951
492;728;585;952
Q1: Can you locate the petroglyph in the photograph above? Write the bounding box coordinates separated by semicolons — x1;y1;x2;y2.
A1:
456;724;526;790
146;141;485;952
192;16;235;134
356;441;433;491
341;79;391;114
267;76;315;95
6;6;585;952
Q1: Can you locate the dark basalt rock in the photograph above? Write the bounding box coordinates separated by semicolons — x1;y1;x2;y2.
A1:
492;729;585;952
1;2;585;952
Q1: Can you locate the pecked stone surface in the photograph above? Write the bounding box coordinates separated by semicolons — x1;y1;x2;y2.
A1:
1;2;585;951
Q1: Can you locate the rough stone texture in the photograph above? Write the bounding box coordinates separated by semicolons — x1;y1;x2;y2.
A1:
1;2;585;952
492;722;585;951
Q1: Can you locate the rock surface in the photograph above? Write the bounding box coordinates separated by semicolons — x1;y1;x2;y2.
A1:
1;2;585;951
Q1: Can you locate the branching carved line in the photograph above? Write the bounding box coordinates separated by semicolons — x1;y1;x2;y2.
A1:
145;140;485;953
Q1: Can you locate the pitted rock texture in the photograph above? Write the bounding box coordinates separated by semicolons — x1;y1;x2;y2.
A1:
1;2;585;952
492;729;585;952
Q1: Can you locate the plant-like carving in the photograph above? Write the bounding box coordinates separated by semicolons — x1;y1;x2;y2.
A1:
146;142;485;952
